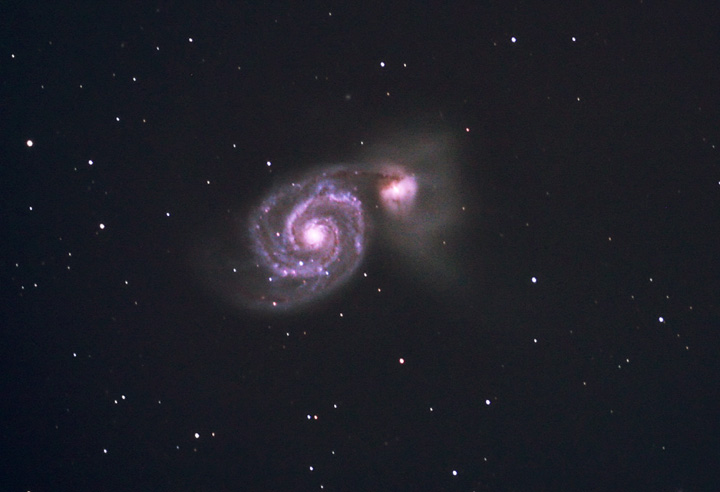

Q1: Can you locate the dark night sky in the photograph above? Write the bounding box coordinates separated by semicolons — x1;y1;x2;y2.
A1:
3;2;720;491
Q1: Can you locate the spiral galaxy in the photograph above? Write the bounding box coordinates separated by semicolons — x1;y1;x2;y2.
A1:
196;135;463;313
234;165;426;309
248;171;368;307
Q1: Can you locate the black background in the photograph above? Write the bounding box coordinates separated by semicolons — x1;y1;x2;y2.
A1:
3;1;720;490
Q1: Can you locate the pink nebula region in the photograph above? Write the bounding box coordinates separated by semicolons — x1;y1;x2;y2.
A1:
380;174;418;217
